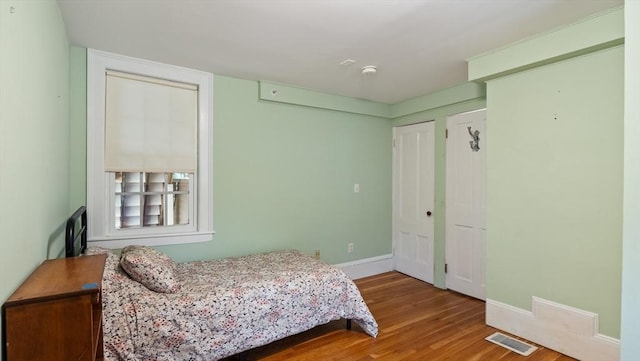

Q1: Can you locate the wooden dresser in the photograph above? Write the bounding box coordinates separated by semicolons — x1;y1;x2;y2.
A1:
2;254;107;361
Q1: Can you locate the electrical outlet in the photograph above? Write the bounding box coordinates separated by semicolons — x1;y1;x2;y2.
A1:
348;242;354;253
314;250;320;259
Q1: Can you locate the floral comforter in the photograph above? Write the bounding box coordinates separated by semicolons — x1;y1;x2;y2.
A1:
96;249;378;361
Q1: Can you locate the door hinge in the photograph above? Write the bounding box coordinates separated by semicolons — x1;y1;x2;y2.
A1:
445;263;448;273
392;138;396;148
445;129;448;139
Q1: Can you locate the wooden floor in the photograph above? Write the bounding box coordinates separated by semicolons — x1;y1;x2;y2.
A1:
223;271;576;361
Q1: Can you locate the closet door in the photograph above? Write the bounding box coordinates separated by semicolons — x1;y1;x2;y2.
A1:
392;121;435;284
446;109;486;300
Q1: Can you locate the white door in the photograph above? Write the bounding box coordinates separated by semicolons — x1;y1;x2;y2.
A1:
392;122;435;284
445;109;486;300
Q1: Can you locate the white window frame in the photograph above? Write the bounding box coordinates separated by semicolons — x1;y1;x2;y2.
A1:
87;49;214;247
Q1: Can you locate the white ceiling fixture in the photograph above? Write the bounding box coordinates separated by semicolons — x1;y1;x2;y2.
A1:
361;66;377;76
340;59;356;67
56;0;622;104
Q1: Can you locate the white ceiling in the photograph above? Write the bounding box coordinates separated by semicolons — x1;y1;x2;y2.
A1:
57;0;622;104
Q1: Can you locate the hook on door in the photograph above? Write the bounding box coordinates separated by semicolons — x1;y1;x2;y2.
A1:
467;126;480;152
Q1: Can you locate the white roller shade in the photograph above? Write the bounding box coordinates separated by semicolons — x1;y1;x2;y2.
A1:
105;70;198;173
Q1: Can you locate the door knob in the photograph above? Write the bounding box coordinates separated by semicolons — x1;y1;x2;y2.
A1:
426;211;432;217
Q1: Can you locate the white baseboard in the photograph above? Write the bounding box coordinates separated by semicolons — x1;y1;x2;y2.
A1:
486;297;620;361
334;254;393;280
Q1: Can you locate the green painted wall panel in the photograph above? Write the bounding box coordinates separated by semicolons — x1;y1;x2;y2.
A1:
486;47;623;338
390;82;486;118
0;0;71;355
157;75;393;264
259;81;391;118
69;46;87;212
468;7;623;82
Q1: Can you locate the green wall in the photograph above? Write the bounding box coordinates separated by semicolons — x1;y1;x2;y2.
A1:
468;7;623;82
621;1;640;359
159;75;393;263
0;0;71;354
69;46;87;213
486;46;623;338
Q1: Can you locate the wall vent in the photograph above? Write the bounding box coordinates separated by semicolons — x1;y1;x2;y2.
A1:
486;332;538;356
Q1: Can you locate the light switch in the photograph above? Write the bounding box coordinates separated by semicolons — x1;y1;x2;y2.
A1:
354;183;360;193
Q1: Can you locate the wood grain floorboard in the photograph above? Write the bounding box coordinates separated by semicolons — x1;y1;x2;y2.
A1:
223;271;575;361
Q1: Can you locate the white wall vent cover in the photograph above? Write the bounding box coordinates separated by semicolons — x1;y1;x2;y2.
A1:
486;332;538;356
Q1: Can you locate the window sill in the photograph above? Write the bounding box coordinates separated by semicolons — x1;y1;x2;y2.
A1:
89;231;214;248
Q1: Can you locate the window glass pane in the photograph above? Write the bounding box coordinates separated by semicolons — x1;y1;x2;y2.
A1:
172;173;190;226
114;171;190;230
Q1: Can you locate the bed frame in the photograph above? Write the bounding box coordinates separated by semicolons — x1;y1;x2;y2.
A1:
63;206;355;360
65;206;87;257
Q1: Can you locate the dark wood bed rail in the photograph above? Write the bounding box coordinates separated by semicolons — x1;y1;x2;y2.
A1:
65;205;87;257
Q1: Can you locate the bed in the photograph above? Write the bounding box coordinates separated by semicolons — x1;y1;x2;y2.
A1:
65;207;378;360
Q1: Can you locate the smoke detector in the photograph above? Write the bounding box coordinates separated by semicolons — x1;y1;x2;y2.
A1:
361;65;377;75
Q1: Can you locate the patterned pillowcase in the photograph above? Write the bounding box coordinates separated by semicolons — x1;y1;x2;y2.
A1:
119;245;180;293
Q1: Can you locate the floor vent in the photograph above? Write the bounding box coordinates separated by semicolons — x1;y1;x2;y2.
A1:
485;332;538;356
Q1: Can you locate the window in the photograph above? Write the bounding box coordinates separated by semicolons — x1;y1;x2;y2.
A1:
87;49;214;247
114;172;192;229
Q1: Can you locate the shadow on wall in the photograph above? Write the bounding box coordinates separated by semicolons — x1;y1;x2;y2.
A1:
46;221;66;260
